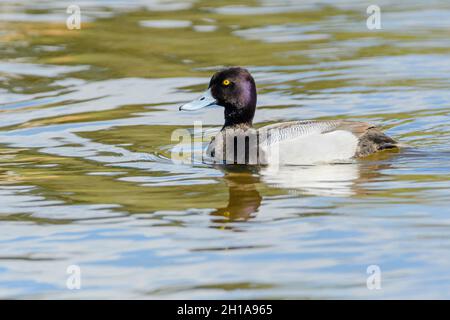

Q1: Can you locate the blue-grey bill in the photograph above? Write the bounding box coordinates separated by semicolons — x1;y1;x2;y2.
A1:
179;89;218;111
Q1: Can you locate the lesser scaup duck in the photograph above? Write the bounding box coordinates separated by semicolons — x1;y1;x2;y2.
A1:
180;67;398;165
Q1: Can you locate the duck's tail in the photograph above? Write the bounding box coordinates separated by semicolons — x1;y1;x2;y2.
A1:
356;128;400;157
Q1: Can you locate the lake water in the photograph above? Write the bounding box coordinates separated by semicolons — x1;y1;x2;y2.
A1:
1;0;450;299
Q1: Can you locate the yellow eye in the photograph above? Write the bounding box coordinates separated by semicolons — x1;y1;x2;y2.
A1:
222;79;231;86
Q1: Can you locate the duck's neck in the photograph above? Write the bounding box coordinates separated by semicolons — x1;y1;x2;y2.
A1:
222;122;253;131
222;106;255;130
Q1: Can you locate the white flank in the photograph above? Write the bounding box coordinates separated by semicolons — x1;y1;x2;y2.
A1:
261;130;359;165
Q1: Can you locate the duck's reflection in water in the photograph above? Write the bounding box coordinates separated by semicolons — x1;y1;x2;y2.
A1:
261;163;360;197
210;155;396;224
210;166;262;223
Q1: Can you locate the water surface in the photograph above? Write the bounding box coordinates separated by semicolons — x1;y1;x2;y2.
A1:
1;0;450;299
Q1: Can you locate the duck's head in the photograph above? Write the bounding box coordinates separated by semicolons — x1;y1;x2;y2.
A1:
180;67;257;127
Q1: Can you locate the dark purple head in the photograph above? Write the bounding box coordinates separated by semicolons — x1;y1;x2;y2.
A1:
180;67;257;127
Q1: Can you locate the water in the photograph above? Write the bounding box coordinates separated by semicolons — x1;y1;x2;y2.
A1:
1;0;450;299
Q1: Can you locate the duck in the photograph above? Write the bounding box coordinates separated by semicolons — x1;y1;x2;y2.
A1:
179;67;398;165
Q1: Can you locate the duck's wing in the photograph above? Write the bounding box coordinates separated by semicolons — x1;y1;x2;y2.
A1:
258;120;370;145
258;120;398;158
